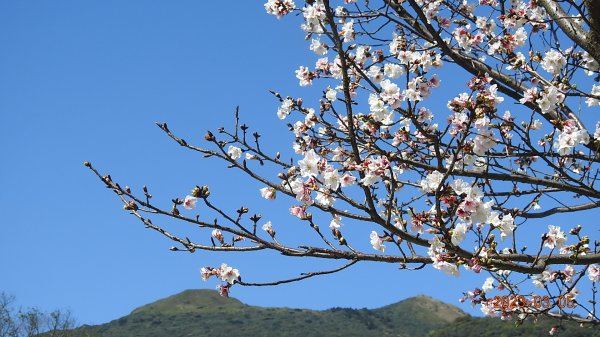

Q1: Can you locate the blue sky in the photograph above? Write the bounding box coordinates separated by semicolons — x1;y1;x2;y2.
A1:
0;0;576;326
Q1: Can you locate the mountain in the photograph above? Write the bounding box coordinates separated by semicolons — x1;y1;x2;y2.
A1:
64;290;598;337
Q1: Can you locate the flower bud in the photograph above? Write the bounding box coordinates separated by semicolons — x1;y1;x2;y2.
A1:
331;228;341;239
123;201;138;211
191;186;202;198
569;225;581;235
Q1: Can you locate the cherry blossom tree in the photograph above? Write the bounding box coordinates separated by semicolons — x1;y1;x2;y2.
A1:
88;0;600;329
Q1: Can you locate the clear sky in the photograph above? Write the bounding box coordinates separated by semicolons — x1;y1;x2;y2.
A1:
0;0;569;326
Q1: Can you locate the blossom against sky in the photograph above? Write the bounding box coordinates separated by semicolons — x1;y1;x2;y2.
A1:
0;1;484;324
2;0;598;326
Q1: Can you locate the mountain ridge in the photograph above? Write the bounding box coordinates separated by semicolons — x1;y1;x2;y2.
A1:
131;289;461;315
130;289;247;315
65;289;600;337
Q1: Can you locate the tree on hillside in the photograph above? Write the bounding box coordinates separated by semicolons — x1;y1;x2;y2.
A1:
0;292;78;337
88;0;600;330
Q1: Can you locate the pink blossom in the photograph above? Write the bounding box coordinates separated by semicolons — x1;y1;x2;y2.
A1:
289;205;307;219
183;195;198;210
340;173;356;187
217;284;230;298
588;264;600;282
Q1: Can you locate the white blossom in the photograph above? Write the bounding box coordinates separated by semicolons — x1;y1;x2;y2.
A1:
262;221;274;232
367;65;383;83
262;221;276;238
325;88;337;101
218;263;240;284
315;190;335;207
259;187;276;200
553;119;590;155
295;66;313;86
594;121;600;141
301;2;326;33
499;214;515;239
379;79;403;108
513;27;527;47
588;264;600;282
420;170;444;193
428;236;445;255
264;0;296;19
212;229;224;241
544;225;567;250
530;119;542;130
432;257;459;276
277;98;294;119
309;38;327;55
340;20;355;42
329;215;343;230
480;301;498;317
586;84;600;107
298;149;320;177
541;49;566;75
482;277;494;292
536;86;564;114
227;146;242;160
322;168;340;190
370;231;385;252
383;63;403;79
451;223;468;245
200;267;212;281
582;52;599;75
473;129;496;156
532;269;554;288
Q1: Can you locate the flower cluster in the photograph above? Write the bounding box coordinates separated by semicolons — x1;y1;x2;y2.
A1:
553;119;590;156
264;0;296;19
541;50;566;76
543;225;567;250
254;0;600;319
200;263;241;296
428;236;459;276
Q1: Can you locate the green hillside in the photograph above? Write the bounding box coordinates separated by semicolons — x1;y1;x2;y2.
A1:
427;315;600;337
63;290;597;337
